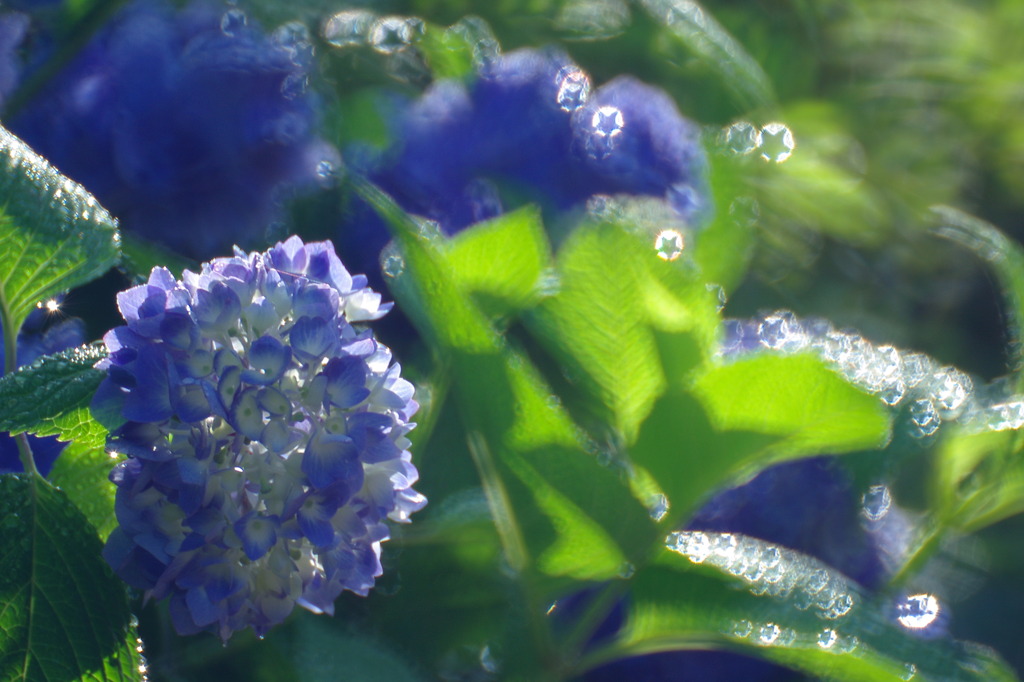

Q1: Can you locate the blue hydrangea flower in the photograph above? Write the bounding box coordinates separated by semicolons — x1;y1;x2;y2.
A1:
96;236;425;640
0;305;86;476
9;1;337;260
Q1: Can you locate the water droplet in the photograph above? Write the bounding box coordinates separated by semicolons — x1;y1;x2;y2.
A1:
732;619;753;638
667;530;713;563
587;106;625;159
555;66;591;112
758;310;806;352
315;159;337;185
900;352;933;388
462;178;502;223
706;283;727;312
823;592;855;619
759;122;795;163
862;484;892;522
281;72;308;100
806;568;829;594
728;196;760;227
818;628;838;649
220;8;246;36
417;219;443;241
987;400;1024;431
369;16;415;54
535;268;562;297
617;562;636;579
896;593;940;629
381;248;405;278
909;399;941;438
757;622;780;645
902;663;918;680
761;546;781;569
654;229;684;261
929;367;972;417
446;16;501;68
833;634;859;654
545;601;558;616
647;493;669;521
272;21;313;66
664;185;698;221
722;121;761;155
479;645;499;673
323;9;376;48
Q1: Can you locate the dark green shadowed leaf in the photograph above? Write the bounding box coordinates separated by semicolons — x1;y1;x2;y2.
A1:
576;535;1018;682
693;353;892;457
634;0;775;111
0;127;120;334
120;233;196;281
0;344;107;436
930;205;1024;380
0;474;142;682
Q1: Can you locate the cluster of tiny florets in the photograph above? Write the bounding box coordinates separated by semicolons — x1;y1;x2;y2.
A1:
96;236;424;640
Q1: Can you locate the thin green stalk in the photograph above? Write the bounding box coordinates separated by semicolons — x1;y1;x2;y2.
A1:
557;580;629;670
466;431;529;576
0;288;38;477
466;432;561;679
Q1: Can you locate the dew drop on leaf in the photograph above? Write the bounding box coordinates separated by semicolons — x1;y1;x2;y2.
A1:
323;9;375;48
654;229;684;261
861;484;892;522
759;122;795;163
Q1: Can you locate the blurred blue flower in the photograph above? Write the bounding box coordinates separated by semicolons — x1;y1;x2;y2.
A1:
96;236;425;640
338;47;707;283
8;0;337;260
0;304;86;476
0;12;27;107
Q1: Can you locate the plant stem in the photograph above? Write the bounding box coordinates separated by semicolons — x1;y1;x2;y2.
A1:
0;291;38;477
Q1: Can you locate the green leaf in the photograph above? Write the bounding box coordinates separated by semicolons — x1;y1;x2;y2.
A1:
691;157;756;294
930;206;1024;381
929;426;1024;533
0;127;120;334
45;409;116;540
578;533;1017;682
630;389;774;526
527;222;666;443
418;22;476;81
356;178;658;581
693;353;892;457
120;232;196;281
0;344;107;437
447;206;552;318
634;0;775;111
0;474;142;682
49;439;118;541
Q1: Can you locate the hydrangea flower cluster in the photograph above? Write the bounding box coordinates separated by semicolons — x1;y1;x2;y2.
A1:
8;0;336;260
339;47;706;280
96;237;425;640
0;306;85;475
